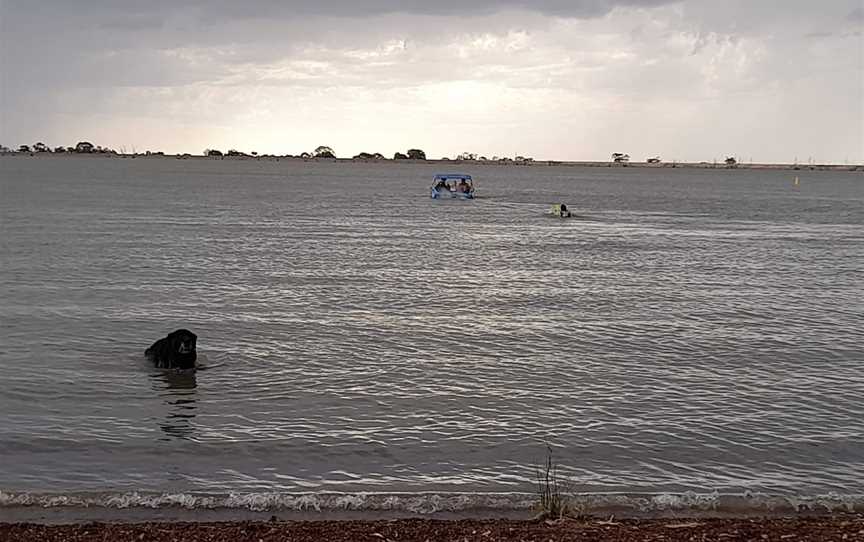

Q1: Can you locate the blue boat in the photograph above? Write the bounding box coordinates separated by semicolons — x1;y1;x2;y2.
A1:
431;173;475;199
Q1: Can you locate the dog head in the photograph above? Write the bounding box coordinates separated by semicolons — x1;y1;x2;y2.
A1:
167;329;197;357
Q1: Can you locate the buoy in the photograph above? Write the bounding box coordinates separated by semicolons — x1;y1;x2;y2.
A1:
794;176;800;186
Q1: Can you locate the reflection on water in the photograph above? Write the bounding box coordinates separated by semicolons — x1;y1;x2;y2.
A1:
150;370;197;440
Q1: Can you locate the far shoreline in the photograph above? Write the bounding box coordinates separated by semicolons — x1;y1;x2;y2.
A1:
1;151;861;172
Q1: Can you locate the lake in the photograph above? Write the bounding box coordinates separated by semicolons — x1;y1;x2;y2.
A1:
1;156;862;515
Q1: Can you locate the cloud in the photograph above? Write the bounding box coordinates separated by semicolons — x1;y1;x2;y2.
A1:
1;0;861;162
4;1;676;21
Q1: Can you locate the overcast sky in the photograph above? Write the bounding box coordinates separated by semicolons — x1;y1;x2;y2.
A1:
1;0;862;162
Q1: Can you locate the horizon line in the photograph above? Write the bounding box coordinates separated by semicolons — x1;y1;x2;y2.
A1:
2;151;862;170
2;145;861;168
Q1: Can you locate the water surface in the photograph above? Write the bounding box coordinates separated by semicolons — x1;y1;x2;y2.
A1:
1;157;862;504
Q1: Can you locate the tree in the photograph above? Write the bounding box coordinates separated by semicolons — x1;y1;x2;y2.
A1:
457;152;478;160
54;146;66;153
33;142;49;152
612;152;630;163
725;156;737;166
393;152;408;160
300;152;312;159
353;152;384;160
75;141;94;153
205;149;223;157
314;145;335;158
406;148;426;160
18;145;30;153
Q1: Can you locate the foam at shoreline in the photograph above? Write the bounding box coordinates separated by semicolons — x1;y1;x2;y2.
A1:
2;491;862;520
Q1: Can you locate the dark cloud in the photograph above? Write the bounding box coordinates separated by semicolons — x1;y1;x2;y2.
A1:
4;0;675;22
0;0;673;63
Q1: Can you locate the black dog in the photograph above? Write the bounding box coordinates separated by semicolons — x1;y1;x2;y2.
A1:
145;329;197;369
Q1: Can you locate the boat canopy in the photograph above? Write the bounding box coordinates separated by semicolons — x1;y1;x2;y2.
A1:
433;174;472;181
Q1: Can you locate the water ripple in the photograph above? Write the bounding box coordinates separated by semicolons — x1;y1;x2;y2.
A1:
1;158;862;496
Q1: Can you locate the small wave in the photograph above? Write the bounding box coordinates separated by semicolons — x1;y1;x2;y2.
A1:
2;491;862;516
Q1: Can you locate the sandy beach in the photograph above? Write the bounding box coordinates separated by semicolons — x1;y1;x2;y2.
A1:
3;516;864;541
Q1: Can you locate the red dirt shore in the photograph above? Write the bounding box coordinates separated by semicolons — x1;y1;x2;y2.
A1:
2;516;863;542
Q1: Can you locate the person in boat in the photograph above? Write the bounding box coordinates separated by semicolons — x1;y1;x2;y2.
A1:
434;178;450;192
457;179;469;193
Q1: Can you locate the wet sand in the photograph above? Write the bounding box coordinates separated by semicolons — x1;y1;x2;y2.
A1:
2;516;863;541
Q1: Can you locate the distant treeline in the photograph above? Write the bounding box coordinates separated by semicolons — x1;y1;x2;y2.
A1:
0;141;119;154
1;141;538;163
202;145;433;161
200;146;543;162
4;142;856;169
